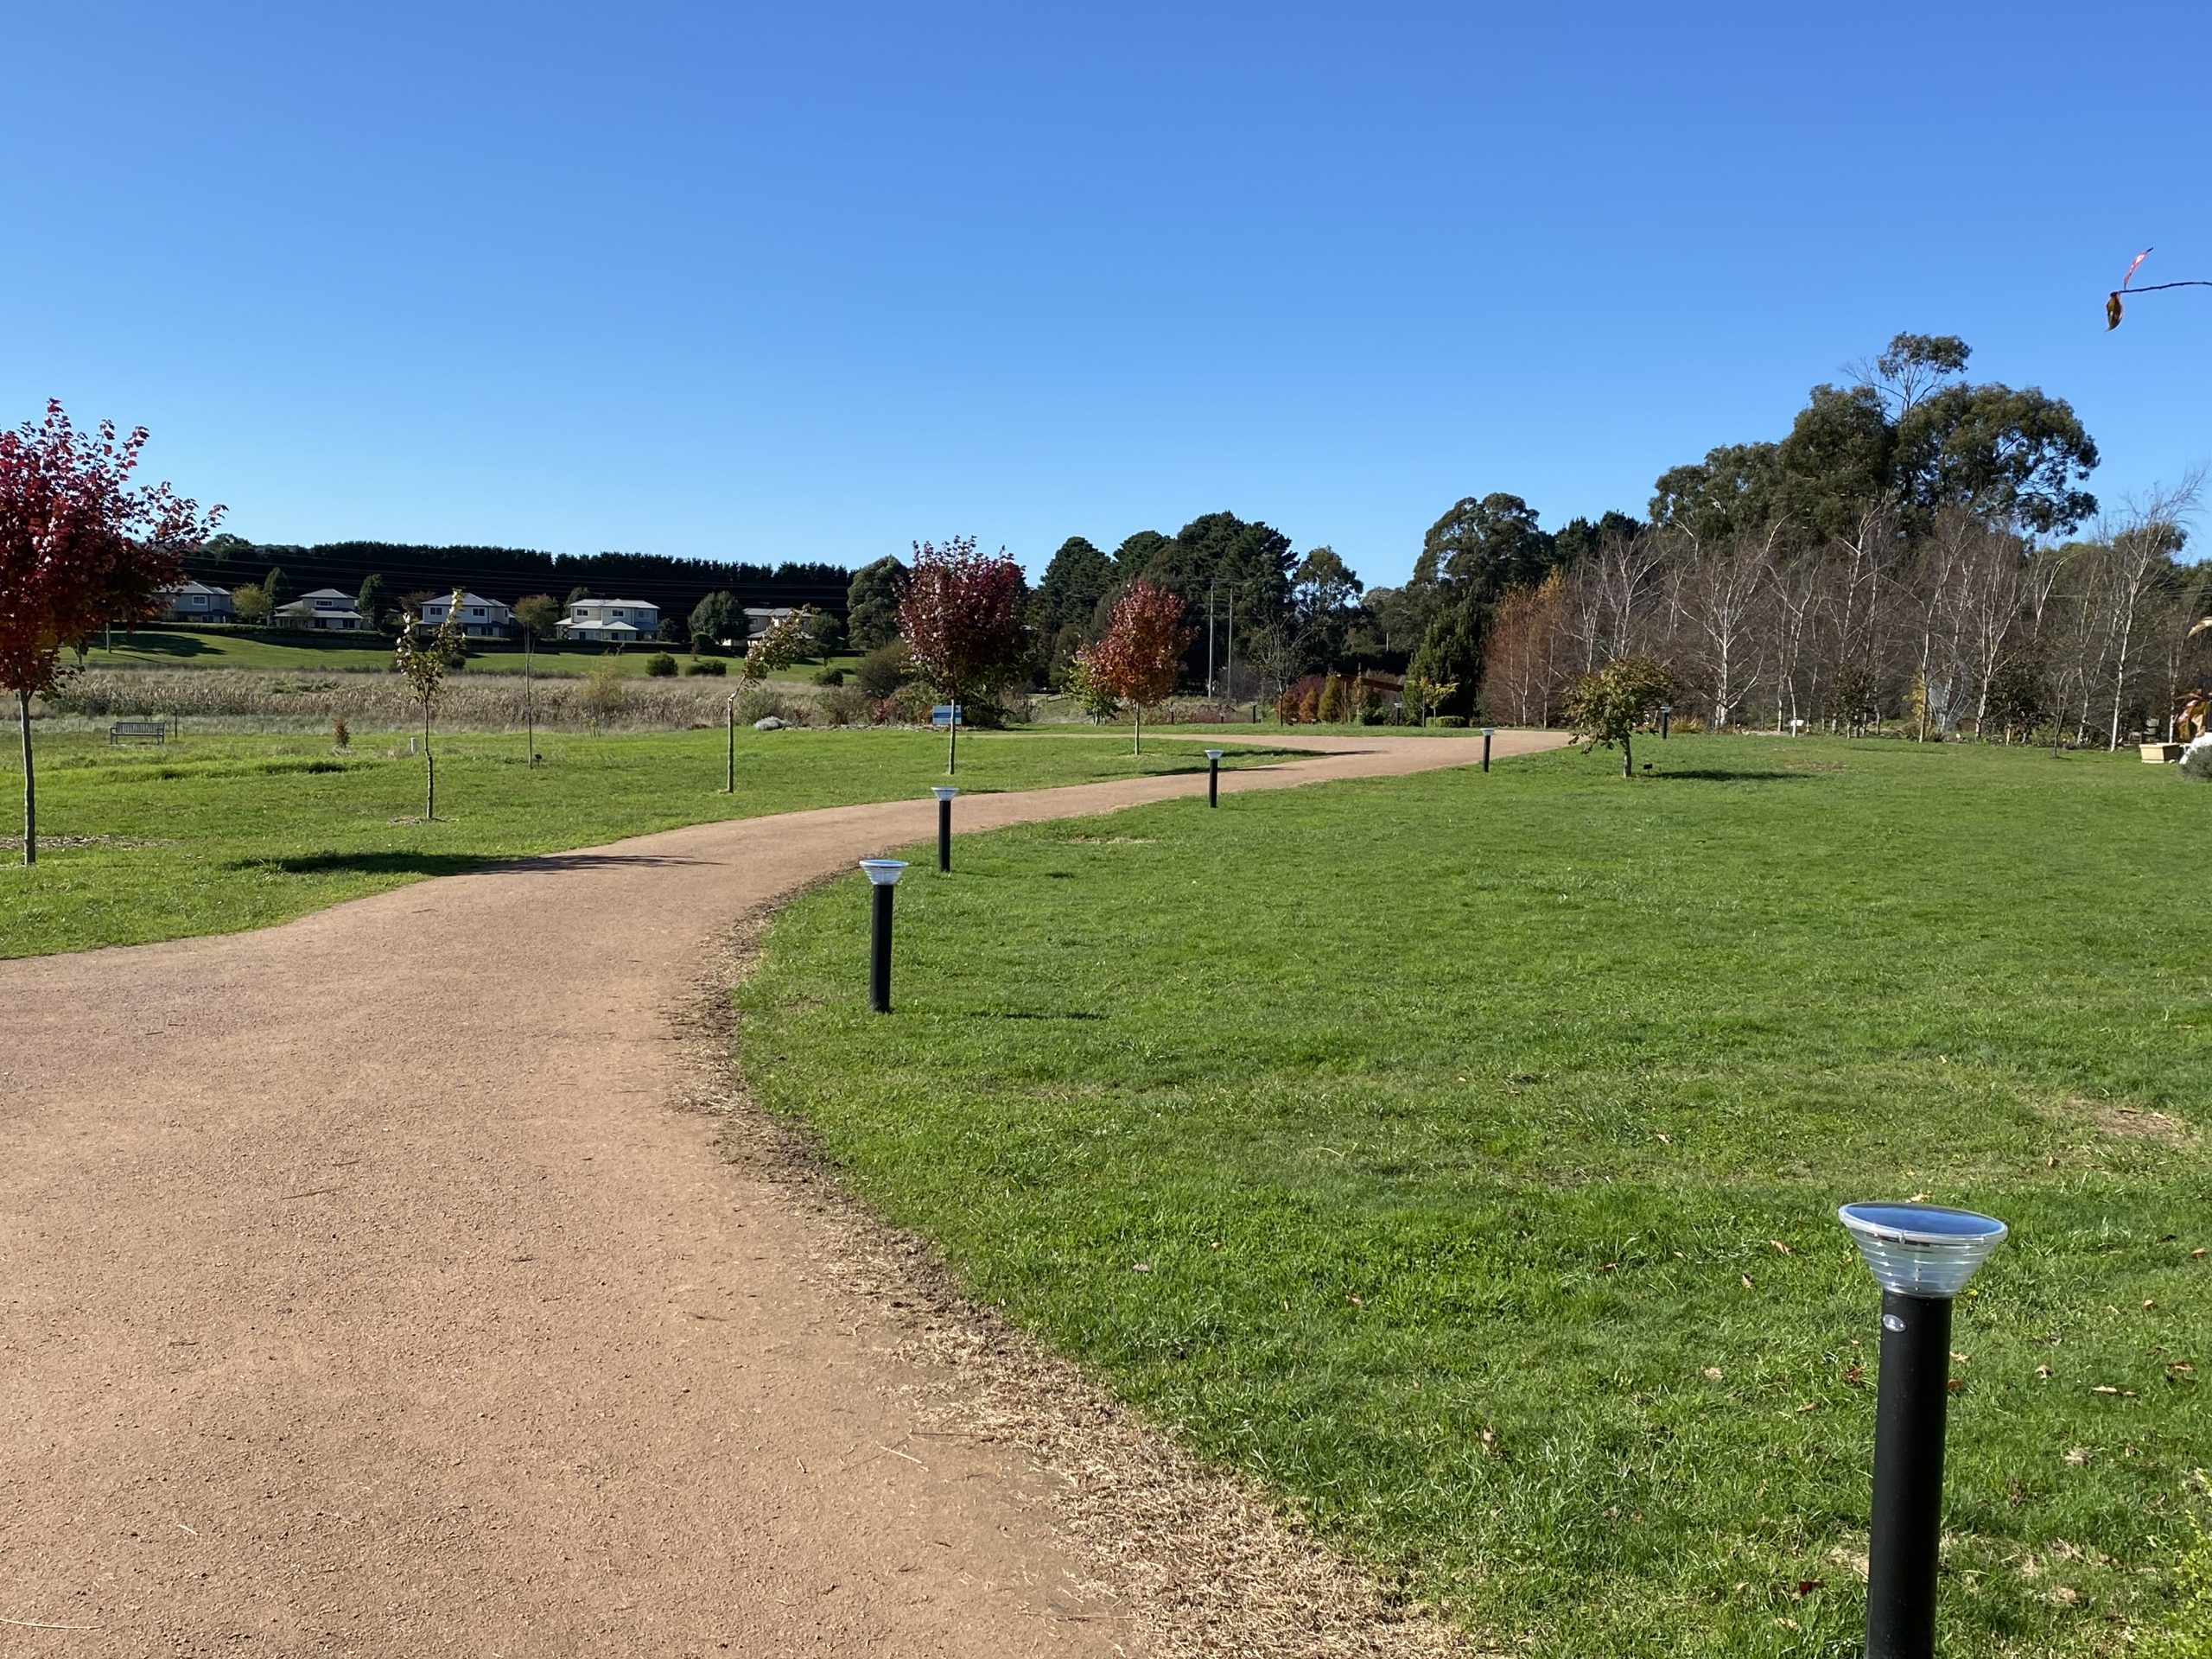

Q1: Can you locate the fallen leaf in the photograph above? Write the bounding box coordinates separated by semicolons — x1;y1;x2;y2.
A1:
1741;1274;1755;1289
1704;1367;1724;1381
2037;1366;2053;1379
1131;1262;1151;1273
1795;1579;1824;1598
1345;1294;1363;1306
1656;1131;1673;1145
1796;1402;1818;1414
1769;1239;1793;1256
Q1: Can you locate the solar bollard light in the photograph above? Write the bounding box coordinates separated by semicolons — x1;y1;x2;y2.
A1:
1481;727;1496;772
1660;702;1674;740
860;858;907;1013
1839;1202;2009;1659
1204;748;1224;807
931;785;959;873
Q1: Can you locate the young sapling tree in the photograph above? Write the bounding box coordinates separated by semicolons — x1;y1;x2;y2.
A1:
1080;582;1196;754
395;590;468;819
897;537;1028;774
0;400;220;864
1560;656;1675;777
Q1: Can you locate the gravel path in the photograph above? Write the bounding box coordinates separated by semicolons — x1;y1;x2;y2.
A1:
0;731;1564;1656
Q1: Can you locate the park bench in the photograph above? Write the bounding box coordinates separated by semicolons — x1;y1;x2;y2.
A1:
108;720;168;746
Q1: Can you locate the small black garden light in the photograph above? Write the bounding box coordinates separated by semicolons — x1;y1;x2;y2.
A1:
860;858;907;1014
1481;727;1495;772
1838;1202;2008;1659
1204;748;1224;807
1659;702;1674;741
931;785;958;873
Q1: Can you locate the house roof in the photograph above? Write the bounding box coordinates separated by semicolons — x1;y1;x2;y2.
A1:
571;598;658;609
429;592;504;609
566;619;643;633
165;579;229;596
297;588;353;601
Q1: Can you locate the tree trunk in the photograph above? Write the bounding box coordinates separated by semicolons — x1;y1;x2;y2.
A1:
423;705;435;820
1133;706;1142;755
17;689;35;867
946;703;958;776
1622;732;1633;778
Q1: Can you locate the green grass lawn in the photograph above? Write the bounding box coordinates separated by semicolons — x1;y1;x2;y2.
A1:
79;626;856;682
0;728;1280;958
736;736;2212;1657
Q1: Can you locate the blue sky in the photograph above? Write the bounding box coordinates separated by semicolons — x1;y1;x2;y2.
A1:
4;2;2207;587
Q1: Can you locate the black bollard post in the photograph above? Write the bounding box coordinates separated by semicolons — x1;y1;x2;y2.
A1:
1839;1204;2008;1659
1660;702;1674;741
1205;747;1223;807
932;785;958;873
1481;727;1494;772
860;859;906;1013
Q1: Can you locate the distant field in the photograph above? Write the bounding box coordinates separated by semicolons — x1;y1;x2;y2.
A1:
81;626;855;682
741;737;2212;1657
0;728;1287;958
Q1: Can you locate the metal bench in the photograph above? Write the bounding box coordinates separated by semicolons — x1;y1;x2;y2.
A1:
108;721;168;746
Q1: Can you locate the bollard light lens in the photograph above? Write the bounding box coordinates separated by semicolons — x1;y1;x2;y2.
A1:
1204;748;1224;760
931;785;960;801
859;858;908;887
1482;727;1496;737
1839;1203;2007;1300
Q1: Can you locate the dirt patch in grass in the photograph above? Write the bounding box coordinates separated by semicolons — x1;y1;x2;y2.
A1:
2059;1096;2199;1146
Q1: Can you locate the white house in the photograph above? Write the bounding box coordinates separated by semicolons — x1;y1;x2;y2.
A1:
275;588;370;631
559;598;661;644
420;591;512;639
161;580;236;622
742;606;798;639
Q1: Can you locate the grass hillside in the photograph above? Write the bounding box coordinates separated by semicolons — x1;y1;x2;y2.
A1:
738;736;2212;1657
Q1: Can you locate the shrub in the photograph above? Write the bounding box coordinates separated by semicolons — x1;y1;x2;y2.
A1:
331;713;350;750
821;683;872;726
645;653;678;677
1427;715;1467;728
580;657;627;722
1317;672;1346;722
2182;736;2212;782
685;658;728;677
855;640;912;702
874;683;935;726
1671;714;1706;735
815;664;847;686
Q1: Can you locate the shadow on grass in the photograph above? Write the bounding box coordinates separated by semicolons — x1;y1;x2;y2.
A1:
229;849;713;878
1649;768;1819;783
986;1009;1107;1020
101;632;214;659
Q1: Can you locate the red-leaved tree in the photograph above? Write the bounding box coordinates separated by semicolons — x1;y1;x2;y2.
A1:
1080;582;1195;753
0;401;221;864
896;535;1029;774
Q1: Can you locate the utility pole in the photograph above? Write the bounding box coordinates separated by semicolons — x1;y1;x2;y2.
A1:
1224;598;1234;706
1206;579;1217;700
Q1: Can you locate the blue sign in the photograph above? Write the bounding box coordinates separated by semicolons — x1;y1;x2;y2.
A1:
931;703;964;727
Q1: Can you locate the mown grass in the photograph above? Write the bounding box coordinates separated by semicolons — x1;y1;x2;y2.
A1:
79;626;856;681
737;736;2212;1657
0;728;1278;957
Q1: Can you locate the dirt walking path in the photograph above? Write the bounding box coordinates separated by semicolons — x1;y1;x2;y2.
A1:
0;731;1564;1657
